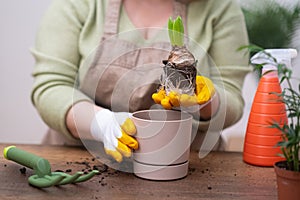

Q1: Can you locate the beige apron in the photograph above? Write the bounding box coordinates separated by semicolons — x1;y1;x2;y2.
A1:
80;0;187;112
43;0;187;145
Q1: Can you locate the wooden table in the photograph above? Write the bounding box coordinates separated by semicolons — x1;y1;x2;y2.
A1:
0;144;277;200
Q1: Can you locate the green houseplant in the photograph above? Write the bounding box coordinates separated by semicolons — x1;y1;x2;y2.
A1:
240;2;300;198
272;63;300;173
241;0;300;77
242;45;300;200
242;0;300;50
271;54;300;200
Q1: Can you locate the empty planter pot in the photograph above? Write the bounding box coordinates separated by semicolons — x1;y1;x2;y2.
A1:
132;109;193;180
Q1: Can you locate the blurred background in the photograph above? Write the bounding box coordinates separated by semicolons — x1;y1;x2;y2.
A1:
1;0;300;150
0;1;51;144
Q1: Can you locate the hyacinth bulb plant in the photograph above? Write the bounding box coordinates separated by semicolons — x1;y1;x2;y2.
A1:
161;16;197;96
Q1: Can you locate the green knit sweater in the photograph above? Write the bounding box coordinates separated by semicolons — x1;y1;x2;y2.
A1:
31;0;250;139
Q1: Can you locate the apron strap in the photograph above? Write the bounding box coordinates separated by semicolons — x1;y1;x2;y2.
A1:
173;0;188;35
102;0;123;39
102;0;188;40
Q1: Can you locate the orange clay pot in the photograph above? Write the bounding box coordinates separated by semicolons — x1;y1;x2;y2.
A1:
256;77;282;93
251;102;286;114
243;143;283;157
243;152;284;167
244;132;282;146
253;92;283;104
248;112;287;125
246;122;283;136
243;75;287;166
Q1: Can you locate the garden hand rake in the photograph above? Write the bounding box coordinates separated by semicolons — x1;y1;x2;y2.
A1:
3;146;99;188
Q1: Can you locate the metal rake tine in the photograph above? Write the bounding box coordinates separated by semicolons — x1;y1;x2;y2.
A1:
28;174;66;188
72;170;99;183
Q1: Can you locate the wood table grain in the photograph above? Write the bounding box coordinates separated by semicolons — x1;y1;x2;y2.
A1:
0;144;277;200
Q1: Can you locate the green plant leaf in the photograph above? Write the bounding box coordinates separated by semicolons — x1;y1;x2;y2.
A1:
168;16;184;47
168;18;175;46
173;16;184;46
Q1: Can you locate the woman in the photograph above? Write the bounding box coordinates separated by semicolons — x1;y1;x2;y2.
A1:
31;0;250;162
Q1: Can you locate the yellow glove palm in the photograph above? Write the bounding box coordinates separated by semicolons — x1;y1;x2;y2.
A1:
152;75;215;109
106;118;138;162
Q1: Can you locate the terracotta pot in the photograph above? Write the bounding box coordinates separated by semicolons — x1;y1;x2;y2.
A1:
132;109;193;180
274;161;300;200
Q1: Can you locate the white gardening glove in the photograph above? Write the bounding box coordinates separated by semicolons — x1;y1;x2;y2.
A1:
90;109;138;162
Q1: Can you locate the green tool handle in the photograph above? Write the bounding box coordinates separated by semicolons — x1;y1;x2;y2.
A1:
3;146;51;177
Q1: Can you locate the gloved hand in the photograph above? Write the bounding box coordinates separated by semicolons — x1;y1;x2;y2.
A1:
90;109;138;162
152;75;215;109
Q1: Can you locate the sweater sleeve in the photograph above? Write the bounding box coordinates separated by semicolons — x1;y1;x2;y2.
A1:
194;0;251;132
31;0;93;139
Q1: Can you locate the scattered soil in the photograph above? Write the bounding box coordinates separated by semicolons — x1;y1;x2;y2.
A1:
19;167;26;174
70;159;109;175
188;167;196;175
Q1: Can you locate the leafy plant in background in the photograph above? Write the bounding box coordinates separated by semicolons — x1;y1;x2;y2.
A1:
241;45;300;172
242;0;300;50
272;64;300;172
